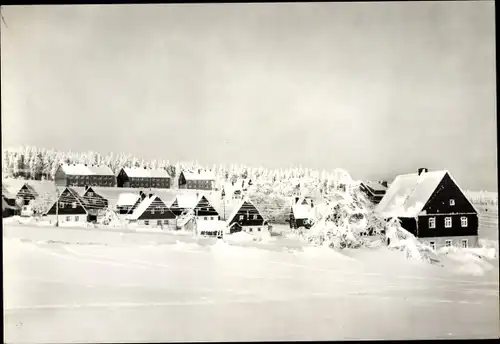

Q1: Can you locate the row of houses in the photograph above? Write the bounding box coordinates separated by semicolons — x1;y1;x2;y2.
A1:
37;185;270;237
54;164;216;190
2;167;481;249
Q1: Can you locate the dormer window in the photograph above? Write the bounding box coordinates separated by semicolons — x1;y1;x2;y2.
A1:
449;199;455;206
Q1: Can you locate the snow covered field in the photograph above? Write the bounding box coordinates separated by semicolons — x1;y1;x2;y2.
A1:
3;223;499;342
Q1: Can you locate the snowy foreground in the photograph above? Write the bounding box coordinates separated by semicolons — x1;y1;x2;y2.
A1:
3;224;499;342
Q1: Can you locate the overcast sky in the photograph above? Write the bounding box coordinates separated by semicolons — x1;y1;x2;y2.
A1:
1;2;496;191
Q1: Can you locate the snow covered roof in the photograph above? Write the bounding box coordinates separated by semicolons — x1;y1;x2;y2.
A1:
197;220;226;232
376;170;448;218
60;164;114;176
174;194;200;209
181;170;215;181
122;167;170;178
2;184;15;199
127;195;164;220
362;181;388;193
292;200;315;220
116;193;141;207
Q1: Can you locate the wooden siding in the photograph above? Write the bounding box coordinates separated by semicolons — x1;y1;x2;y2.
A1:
194;196;219;218
417;214;478;238
399;217;418;236
228;201;266;227
137;196;176;220
82;187;108;210
46;189;87;215
422;173;477;215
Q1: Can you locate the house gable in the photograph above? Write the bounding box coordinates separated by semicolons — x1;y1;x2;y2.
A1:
194;196;219;217
421;173;477;215
82;187;108;209
46;188;88;215
17;184;38;201
137;196;176;220
228;201;265;226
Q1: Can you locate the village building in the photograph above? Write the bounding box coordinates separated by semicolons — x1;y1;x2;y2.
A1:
54;164;116;187
2;184;20;217
170;193;222;235
116;192;142;215
226;198;269;235
376;168;479;249
116;167;171;189
45;187;99;224
178;170;215;190
126;193;177;229
289;196;315;229
359;181;388;204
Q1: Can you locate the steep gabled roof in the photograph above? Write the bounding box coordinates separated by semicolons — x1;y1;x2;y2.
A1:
116;192;141;207
376;170;452;218
121;167;170;178
292;197;315;219
226;199;266;224
126;195;171;220
181;170;215;181
87;165;114;176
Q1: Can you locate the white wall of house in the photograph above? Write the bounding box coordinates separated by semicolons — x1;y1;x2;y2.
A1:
46;214;87;224
240;225;271;238
131;218;177;230
418;235;479;250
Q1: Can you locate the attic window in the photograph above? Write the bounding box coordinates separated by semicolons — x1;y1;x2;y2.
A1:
151;209;155;215
444;217;452;228
428;217;436;229
72;202;77;209
239;215;244;221
449;199;455;206
461;216;468;227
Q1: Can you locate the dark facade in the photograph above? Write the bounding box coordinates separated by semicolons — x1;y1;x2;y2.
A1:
193;196;220;218
397;173;478;239
2;196;20;217
81;186;109;210
54;165;116;187
228;201;267;233
16;184;39;205
116;168;170;189
178;172;214;190
46;187;97;222
136;196;176;221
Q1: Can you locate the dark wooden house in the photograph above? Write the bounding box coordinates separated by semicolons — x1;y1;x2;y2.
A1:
16;183;39;205
289;196;315;229
81;186;109;211
116;167;170;189
45;187;99;224
2;184;20;217
226;199;268;235
178;170;215;190
54;164;115;187
126;194;177;229
376;169;479;249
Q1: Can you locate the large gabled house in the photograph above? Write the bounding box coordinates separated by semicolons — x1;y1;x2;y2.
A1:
80;186;109;210
226;198;269;235
376;168;479;249
289;196;315;229
45;187;99;224
178;170;215;190
116;167;171;189
54;164;116;187
170;193;222;235
126;193;176;229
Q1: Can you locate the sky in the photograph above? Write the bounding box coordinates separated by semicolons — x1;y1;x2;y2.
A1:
1;2;497;191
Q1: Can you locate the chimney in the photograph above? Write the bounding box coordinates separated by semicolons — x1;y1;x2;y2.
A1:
418;168;428;176
380;181;388;187
310;200;314;208
295;197;299;204
149;193;153;199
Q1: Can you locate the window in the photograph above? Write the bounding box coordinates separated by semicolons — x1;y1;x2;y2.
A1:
160;208;164;214
429;241;436;250
461;217;468;227
144;220;149;225
164;219;169;224
428;217;436;229
239;215;244;221
449;199;455;206
75;216;79;221
151;209;155;215
157;220;162;226
445;240;452;247
258;227;261;232
444;217;452;228
253;215;258;220
204;217;207;220
60;202;65;208
66;216;70;221
88;192;94;197
461;239;468;248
